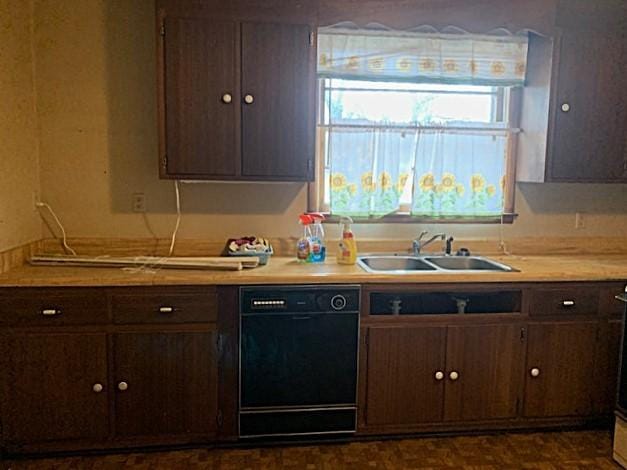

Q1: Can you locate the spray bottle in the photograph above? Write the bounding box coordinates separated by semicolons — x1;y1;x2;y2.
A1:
308;212;326;263
296;214;313;262
337;216;357;265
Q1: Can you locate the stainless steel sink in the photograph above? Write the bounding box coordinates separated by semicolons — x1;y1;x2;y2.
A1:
358;255;438;273
357;254;516;274
424;256;516;272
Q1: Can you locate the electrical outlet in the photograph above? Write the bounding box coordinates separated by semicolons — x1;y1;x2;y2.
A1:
575;212;585;229
32;191;40;211
132;193;146;213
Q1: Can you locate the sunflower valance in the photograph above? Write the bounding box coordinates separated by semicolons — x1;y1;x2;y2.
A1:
317;28;529;86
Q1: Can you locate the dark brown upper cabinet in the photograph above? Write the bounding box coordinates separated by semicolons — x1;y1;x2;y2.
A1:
158;10;316;181
161;18;239;177
517;2;627;183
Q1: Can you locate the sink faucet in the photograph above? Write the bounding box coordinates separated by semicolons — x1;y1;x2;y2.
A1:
412;231;446;255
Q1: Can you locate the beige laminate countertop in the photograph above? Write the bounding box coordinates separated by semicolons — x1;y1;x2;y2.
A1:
0;255;626;287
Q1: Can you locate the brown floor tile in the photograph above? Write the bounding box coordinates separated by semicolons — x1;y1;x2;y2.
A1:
2;430;621;470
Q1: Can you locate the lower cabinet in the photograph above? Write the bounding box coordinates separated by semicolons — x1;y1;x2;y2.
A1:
365;326;446;426
445;324;523;421
523;321;598;418
364;323;524;428
360;282;626;434
113;331;218;440
1;333;109;448
0;287;222;454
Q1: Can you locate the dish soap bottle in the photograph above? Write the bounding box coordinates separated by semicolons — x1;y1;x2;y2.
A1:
308;213;326;263
337;216;357;265
296;214;313;263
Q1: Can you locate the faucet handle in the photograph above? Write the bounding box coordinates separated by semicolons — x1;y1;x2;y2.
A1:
445;236;454;255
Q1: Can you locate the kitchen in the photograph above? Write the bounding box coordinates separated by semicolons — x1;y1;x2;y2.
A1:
1;0;627;467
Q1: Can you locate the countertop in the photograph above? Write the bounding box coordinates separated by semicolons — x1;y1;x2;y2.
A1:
0;254;626;287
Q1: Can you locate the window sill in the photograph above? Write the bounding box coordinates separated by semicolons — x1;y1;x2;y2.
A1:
320;213;517;224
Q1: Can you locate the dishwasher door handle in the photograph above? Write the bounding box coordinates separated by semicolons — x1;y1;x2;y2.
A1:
291;315;313;320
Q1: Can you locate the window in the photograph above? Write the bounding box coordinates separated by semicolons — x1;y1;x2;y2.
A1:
311;28;527;222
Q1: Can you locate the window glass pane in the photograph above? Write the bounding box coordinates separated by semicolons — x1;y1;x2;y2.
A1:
328;90;495;124
326;80;498;125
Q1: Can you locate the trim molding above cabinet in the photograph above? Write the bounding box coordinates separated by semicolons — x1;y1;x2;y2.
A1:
156;2;316;182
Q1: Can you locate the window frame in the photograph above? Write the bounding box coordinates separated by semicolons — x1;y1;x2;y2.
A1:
308;80;520;224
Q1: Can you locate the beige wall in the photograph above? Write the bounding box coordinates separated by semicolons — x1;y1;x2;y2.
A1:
32;0;627;245
0;0;42;251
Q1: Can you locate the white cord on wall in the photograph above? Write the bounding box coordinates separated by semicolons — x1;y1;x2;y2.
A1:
168;180;181;257
35;202;78;256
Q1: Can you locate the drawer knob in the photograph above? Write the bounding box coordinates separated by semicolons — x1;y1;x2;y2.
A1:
562;300;575;307
41;309;61;316
159;306;174;314
449;371;459;381
92;383;103;393
561;103;570;112
530;367;541;377
434;371;444;381
244;94;254;104
118;381;129;391
221;93;232;104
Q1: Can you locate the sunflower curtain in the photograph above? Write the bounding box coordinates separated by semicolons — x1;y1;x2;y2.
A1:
328;128;507;218
329;128;415;216
410;131;507;217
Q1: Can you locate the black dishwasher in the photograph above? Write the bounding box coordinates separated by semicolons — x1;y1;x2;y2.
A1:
239;285;360;438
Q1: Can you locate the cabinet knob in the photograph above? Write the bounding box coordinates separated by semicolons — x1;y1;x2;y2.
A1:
561;103;570;112
244;94;254;104
530;367;541;377
221;93;232;104
434;371;444;381
562;300;575;307
449;371;459;381
158;306;174;314
118;381;129;391
92;383;103;393
41;308;61;316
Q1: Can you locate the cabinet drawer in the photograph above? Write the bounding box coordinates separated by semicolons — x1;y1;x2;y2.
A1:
112;289;217;324
528;286;600;317
0;289;108;326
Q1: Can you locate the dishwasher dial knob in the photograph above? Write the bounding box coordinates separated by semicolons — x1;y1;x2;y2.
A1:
331;295;347;311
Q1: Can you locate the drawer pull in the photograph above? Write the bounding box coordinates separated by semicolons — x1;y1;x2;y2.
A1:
42;309;61;316
561;300;575;307
158;306;174;314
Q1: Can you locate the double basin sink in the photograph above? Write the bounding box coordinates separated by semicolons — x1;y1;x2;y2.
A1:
358;254;516;274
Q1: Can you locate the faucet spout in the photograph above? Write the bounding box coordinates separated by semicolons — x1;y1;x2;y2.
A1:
412;232;446;255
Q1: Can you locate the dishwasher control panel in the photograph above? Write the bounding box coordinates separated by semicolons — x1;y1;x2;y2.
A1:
241;285;360;314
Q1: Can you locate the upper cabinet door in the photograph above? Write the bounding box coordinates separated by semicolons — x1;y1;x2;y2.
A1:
162;18;239;177
548;31;627;182
240;22;315;180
